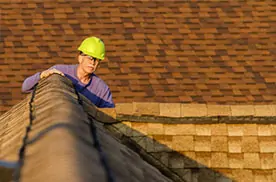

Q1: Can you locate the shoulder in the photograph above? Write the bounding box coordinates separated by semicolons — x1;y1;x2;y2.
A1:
51;64;76;70
51;64;77;75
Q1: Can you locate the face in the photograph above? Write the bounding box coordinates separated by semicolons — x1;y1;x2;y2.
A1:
78;53;101;74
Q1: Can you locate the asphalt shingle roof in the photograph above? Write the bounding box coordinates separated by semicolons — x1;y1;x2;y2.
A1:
1;0;276;114
0;74;172;182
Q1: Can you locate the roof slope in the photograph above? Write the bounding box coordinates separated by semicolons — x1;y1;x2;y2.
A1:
1;0;276;113
0;75;172;182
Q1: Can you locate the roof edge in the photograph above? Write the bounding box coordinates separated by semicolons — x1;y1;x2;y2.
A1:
115;103;276;123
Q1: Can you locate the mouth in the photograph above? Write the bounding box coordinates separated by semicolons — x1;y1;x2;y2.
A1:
87;65;95;71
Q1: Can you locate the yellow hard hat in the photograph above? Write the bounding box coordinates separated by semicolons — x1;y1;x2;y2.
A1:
78;37;105;60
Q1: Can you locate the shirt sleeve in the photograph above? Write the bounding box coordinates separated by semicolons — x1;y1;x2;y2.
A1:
21;72;41;93
98;88;115;108
21;65;57;93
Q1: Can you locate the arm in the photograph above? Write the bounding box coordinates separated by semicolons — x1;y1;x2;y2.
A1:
21;72;41;93
98;88;115;108
22;66;64;93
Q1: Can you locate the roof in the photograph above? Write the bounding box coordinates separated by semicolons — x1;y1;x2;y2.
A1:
1;0;276;114
0;74;172;182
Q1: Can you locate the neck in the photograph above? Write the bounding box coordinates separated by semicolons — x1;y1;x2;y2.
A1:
77;65;91;84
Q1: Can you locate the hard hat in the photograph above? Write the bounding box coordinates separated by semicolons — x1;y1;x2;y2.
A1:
78;36;105;60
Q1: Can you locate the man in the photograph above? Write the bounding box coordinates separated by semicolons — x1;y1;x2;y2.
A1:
22;36;115;108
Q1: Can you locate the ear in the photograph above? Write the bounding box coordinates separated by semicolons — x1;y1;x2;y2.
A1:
78;55;83;64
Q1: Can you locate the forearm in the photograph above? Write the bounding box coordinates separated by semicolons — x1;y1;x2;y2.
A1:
21;72;41;92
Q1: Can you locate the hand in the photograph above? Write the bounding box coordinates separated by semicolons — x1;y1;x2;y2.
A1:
40;68;64;79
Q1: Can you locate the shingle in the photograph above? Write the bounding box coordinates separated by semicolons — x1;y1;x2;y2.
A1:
0;75;173;182
2;0;276;114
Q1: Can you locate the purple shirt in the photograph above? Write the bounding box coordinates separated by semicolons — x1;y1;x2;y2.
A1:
22;64;115;108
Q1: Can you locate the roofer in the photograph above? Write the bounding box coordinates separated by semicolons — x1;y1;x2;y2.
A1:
22;36;115;108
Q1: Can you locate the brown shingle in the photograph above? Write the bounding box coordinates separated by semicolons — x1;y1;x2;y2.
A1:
2;0;276;114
